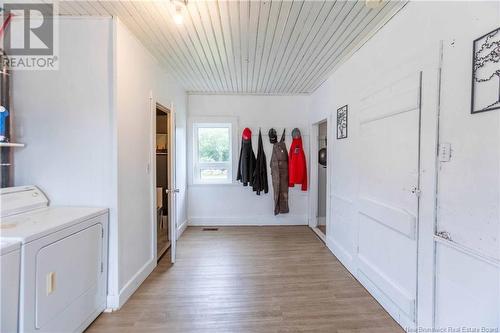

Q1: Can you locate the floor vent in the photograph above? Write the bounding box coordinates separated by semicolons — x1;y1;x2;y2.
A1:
202;227;219;231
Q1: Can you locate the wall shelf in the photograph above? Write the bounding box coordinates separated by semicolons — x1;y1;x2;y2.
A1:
0;142;25;148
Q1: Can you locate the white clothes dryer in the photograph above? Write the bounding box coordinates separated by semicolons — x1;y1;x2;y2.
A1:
0;186;109;333
1;239;21;333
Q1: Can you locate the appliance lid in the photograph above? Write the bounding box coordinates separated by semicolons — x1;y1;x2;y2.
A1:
1;206;108;244
0;186;49;218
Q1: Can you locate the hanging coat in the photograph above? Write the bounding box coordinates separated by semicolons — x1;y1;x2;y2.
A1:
289;133;307;191
271;130;289;215
252;130;268;195
236;128;256;186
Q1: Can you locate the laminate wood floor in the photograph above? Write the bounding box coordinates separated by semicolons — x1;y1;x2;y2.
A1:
86;226;403;333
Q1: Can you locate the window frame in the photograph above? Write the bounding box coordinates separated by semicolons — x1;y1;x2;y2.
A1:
189;117;238;185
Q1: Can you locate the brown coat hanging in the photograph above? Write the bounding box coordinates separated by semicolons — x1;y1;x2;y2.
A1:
270;129;289;215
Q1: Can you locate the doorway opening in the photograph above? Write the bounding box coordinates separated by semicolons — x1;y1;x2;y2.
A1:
310;119;329;242
155;105;172;261
316;120;328;237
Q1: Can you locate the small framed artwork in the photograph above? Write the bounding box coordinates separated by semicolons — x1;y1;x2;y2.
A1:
471;26;500;114
337;105;348;139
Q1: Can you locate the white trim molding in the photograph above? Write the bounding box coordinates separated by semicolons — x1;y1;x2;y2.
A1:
106;258;156;311
187;116;239;186
326;236;354;272
177;219;189;240
188;215;308;226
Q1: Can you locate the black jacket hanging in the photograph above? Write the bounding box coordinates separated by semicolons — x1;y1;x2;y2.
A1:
252;130;268;195
236;128;256;186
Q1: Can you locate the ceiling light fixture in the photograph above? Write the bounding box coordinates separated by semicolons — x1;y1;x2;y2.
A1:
171;0;187;25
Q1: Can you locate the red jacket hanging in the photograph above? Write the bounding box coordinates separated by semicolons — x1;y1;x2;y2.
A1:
288;136;307;191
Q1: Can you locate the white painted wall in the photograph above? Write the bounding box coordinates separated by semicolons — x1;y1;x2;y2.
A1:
309;1;499;330
187;94;310;225
12;17;188;310
430;2;499;329
436;5;499;260
13;17;114;209
114;19;187;305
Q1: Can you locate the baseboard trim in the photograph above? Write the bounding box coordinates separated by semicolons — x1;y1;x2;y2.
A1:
106;257;156;310
177;219;188;239
324;235;413;331
325;235;354;271
311;227;326;243
357;254;415;319
188;215;308;226
357;268;415;331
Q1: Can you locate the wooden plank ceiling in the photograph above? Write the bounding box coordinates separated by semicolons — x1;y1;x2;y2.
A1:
58;1;406;94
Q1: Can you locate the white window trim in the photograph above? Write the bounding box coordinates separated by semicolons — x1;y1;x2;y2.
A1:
193;122;232;184
188;116;239;186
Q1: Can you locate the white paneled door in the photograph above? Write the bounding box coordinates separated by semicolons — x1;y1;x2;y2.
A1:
356;72;422;329
168;106;177;264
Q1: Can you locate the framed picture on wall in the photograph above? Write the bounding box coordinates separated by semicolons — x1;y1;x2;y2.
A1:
471;26;500;114
336;105;348;139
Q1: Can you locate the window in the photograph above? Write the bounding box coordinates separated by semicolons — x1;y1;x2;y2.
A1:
193;122;233;184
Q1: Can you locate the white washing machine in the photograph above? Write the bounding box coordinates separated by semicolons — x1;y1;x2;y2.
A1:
1;239;21;333
0;186;109;333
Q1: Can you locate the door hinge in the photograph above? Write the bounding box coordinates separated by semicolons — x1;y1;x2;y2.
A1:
411;187;421;197
101;262;104;273
101;228;104;238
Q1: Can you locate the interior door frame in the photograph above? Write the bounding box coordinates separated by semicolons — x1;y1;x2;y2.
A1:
309;118;331;242
150;99;177;264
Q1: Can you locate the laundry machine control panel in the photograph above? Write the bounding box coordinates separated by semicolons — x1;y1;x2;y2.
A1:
0;186;48;218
